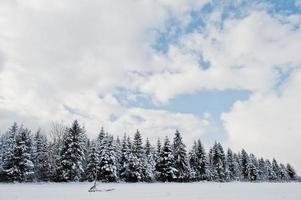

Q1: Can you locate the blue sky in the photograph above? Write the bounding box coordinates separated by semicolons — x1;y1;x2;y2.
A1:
0;0;301;171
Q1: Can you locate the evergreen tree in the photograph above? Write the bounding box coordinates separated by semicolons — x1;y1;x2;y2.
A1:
56;120;86;182
120;135;140;182
98;135;118;182
132;130;146;181
188;141;199;181
240;149;249;180
207;147;215;181
247;154;258;181
279;163;289;181
272;158;281;180
257;158;267;181
155;138;162;162
85;145;100;182
265;159;277;181
33;130;51;181
1;123;18;181
227;148;240;181
189;140;209;181
210;142;227;182
233;153;242;180
172;130;190;182
155;137;176;182
12;126;34;182
286;163;297;180
144;138;156;182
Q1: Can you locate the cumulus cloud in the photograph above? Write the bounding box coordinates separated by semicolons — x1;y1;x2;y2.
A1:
1;0;301;171
136;8;301;170
0;0;210;141
222;68;301;171
140;11;301;103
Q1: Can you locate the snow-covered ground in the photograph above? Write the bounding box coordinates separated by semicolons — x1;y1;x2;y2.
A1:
0;182;300;200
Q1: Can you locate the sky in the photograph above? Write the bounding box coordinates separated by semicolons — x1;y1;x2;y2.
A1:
0;0;301;172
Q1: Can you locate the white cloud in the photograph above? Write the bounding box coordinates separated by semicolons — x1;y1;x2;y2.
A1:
135;9;301;171
1;0;301;171
222;68;301;171
139;11;301;103
0;0;210;140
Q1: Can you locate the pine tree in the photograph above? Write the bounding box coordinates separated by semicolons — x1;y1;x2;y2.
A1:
120;135;140;182
189;140;209;181
272;158;281;180
240;149;249;180
210;142;227;182
257;158;267;181
13;126;34;182
144;138;155;182
207;147;215;181
227;148;240;181
115;136;122;178
286;163;297;180
98;135;118;182
33;130;51;181
1;123;18;182
85;145;100;182
279;163;289;181
265;159;277;181
188;141;199;181
247;154;258;181
155;138;162;162
56;120;86;182
172;130;190;182
132;130;145;181
155;137;176;182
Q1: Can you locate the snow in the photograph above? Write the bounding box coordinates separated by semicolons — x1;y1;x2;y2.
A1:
0;182;300;200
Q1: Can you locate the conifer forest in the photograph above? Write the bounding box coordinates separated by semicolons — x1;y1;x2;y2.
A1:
0;120;297;183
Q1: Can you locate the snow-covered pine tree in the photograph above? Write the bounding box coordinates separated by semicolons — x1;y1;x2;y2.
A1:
33;130;52;181
144;138;156;182
227;148;241;181
85;145;100;182
172;130;190;182
189;140;209;181
279;163;289;181
132;130;146;181
265;159;277;181
240;149;249;180
272;158;281;180
115;136;122;178
188;141;199;181
210;142;227;182
233;153;242;180
56;120;86;182
247;154;258;181
12;125;35;182
207;147;215;181
257;158;267;181
286;163;297;180
98;135;118;182
120;135;140;182
155;136;176;182
119;134;128;180
155;138;162;162
1;123;18;182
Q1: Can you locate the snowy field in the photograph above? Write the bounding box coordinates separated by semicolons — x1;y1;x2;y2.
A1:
0;182;300;200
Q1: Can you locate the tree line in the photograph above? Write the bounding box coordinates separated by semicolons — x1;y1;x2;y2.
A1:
0;120;297;183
